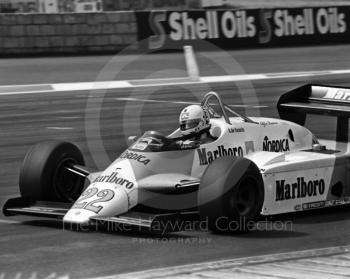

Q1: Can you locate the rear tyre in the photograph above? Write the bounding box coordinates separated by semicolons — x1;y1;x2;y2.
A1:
19;141;85;202
198;156;264;233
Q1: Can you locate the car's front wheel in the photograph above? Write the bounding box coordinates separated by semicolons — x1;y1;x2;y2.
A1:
19;141;85;202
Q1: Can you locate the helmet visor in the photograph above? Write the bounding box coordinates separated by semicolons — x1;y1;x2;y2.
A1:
180;119;201;131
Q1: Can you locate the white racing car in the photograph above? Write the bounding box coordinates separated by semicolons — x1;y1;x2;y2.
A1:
4;85;350;233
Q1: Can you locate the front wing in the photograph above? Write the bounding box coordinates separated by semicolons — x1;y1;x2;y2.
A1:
3;197;198;234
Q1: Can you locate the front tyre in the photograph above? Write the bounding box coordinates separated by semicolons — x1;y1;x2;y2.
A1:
19;141;85;202
198;156;264;233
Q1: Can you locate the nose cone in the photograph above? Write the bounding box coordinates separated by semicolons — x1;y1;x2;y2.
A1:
63;185;129;225
63;208;94;225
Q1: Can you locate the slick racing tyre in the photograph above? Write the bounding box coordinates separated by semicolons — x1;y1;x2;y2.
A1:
19;141;85;202
198;156;264;233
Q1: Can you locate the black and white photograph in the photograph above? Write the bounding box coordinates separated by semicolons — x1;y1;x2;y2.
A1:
0;0;350;278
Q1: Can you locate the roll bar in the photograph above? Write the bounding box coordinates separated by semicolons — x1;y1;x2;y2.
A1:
201;92;231;124
201;92;256;124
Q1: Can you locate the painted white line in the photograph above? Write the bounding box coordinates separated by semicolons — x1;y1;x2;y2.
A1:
91;245;350;279
201;69;350;83
47;127;74;130
115;97;197;105
56;116;80;120
201;74;266;83
0;90;52;96
0;81;132;96
116;97;269;108
52;80;131;92
0;219;20;224
230;104;269;109
329;69;350;75
0;68;350;96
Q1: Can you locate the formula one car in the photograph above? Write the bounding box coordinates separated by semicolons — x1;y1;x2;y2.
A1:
4;85;350;233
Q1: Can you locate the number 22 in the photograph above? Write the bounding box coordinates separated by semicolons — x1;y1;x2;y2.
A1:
73;187;115;214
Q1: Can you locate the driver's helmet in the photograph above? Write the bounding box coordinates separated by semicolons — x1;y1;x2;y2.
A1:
179;105;210;136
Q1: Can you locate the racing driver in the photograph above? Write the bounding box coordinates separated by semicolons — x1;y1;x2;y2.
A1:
176;104;217;149
140;104;217;151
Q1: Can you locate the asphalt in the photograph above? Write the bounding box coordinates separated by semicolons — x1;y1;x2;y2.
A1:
0;45;350;278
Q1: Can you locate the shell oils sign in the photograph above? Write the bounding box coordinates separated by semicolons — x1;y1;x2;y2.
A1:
136;7;349;50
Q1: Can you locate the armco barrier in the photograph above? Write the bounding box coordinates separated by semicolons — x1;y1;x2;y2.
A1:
0;12;137;55
135;6;350;51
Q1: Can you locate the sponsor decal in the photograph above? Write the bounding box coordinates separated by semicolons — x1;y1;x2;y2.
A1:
259;121;278;127
325;198;350;207
275;177;325;201
136;7;348;50
94;168;134;189
132;137;155;151
263;136;290;152
228;127;245;133
197;145;243;165
323;89;350;101
272;8;346;38
120;150;151;165
288;129;295;142
167;10;256;41
132;141;148;151
302;201;326;210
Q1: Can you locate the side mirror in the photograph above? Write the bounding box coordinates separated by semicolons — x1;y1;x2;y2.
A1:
127;136;137;146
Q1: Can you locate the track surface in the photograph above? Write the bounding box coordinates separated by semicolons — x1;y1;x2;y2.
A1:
0;45;350;278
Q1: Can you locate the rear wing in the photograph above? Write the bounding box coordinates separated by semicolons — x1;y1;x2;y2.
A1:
278;84;350;142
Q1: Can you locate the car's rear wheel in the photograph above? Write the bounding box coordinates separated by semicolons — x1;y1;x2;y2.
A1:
19;141;85;202
198;156;264;233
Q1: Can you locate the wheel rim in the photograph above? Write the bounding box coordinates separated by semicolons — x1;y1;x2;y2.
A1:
231;176;258;216
53;158;83;202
